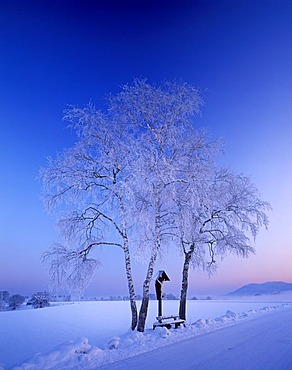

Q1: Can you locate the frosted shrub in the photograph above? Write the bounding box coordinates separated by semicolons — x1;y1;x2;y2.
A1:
9;294;25;310
29;292;50;309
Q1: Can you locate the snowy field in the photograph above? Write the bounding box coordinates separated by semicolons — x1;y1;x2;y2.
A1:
1;294;292;369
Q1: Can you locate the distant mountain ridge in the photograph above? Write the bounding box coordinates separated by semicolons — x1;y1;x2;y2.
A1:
228;281;292;296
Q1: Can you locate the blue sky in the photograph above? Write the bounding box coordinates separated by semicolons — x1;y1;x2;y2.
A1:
1;0;292;297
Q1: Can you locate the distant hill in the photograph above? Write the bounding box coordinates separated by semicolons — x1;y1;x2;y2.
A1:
228;281;292;296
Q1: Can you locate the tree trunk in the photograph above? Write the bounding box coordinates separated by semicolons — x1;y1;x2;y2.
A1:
137;295;149;332
179;244;195;320
120;198;138;330
123;242;138;330
138;195;161;332
137;251;157;332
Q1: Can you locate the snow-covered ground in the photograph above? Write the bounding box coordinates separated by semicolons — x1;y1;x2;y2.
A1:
99;305;292;370
1;294;292;369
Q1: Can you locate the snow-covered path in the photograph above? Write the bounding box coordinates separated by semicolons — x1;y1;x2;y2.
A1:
99;307;292;370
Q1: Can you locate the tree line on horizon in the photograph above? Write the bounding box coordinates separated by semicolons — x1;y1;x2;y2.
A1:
0;291;50;311
0;289;210;313
41;79;270;332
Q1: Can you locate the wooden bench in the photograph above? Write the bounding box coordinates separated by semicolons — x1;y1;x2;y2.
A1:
153;314;185;330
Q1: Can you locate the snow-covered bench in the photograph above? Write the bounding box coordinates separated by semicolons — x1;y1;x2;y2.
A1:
153;315;185;330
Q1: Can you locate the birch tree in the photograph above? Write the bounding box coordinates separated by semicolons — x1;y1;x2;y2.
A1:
41;103;139;329
177;168;271;320
108;79;205;332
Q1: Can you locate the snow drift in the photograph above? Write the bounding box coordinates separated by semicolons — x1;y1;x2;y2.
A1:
1;298;291;370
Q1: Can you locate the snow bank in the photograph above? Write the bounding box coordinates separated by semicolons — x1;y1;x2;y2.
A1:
11;303;291;370
13;337;102;370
